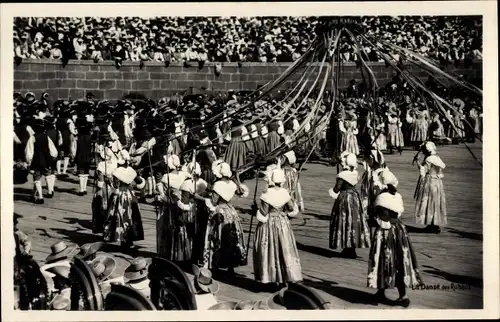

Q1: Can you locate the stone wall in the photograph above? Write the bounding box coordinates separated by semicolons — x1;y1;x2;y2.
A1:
13;59;482;100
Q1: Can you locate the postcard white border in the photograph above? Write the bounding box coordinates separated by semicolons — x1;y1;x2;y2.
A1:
1;1;498;320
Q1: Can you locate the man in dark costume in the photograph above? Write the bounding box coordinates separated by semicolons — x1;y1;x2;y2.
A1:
25;118;58;204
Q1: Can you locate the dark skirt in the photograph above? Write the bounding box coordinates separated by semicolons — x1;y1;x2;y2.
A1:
253;137;267;157
224;137;247;171
171;138;184;156
61;131;72;155
92;194;105;234
244;140;255;156
266;132;281;154
103;189;145;243
367;219;423;289
329;188;371;249
157;198;193;262
75;134;93;168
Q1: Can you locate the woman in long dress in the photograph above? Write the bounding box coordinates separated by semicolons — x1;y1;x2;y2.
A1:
103;166;145;248
266;120;282;154
359;147;386;235
281;150;304;212
91;130;124;234
329;152;371;258
367;169;423;308
452;108;466;143
253;168;302;287
224;119;248;172
386;105;404;154
375;114;387;152
414;141;447;234
410;107;429;148
202;162;248;273
340;111;360;155
157;154;190;261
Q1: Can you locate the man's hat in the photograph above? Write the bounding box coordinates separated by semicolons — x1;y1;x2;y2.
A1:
124;257;151;283
45;241;80;264
90;255;117;282
192;264;219;294
79;242;103;260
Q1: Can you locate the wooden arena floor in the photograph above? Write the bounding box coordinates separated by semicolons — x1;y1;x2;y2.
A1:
14;142;483;309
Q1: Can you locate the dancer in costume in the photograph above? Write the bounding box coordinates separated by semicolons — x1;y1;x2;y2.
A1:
43;114;60;198
451;99;466;143
91;130;122;235
328;152;371;258
202;162;249;273
340;108;360;155
55;101;76;177
224;118;248;172
375;113;388;152
74;102;94;196
183;160;210;263
25;119;59;204
386;103;404;154
253;167;302;286
410;104;429;148
359;147;386;233
367;168;423;308
103;165;146;249
281;150;304;212
414;141;447;234
266;120;282;154
157;154;190;261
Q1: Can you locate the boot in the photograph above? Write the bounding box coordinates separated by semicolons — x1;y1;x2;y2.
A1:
46;174;55;198
34;180;44;204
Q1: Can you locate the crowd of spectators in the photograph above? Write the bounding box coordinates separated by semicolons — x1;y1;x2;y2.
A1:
14;16;482;64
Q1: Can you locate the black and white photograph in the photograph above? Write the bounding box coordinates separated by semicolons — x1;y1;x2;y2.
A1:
1;1;498;320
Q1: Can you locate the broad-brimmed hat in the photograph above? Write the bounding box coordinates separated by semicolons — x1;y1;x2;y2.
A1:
90;255;117;282
45;241;80;264
50;294;70;310
41;261;71;280
208;301;238;310
79;242;103;260
124;257;151;282
192;264;219;294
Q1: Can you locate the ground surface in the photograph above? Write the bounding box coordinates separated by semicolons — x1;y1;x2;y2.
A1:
14;142;483;309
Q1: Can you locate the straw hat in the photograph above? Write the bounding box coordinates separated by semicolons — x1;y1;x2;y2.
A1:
192;264;220;294
50;294;70;311
124;257;151;283
208;301;238;310
79;242;103;260
45;241;80;264
90;255;117;282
